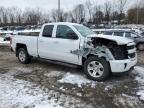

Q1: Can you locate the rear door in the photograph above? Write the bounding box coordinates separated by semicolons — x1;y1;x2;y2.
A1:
38;25;58;60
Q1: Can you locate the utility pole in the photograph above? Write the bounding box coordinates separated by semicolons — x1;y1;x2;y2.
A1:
58;0;60;22
136;0;139;24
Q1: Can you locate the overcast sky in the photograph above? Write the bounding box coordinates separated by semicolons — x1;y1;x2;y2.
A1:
0;0;137;10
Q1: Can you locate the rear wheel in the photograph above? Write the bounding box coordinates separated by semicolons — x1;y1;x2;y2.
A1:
84;56;110;81
18;48;31;64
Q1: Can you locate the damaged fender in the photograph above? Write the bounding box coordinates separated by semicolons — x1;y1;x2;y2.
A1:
71;38;115;61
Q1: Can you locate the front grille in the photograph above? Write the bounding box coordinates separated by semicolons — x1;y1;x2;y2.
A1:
110;45;128;60
128;53;136;58
127;45;135;50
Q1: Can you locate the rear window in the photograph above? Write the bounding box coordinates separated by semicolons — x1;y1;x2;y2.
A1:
42;25;54;37
114;32;124;37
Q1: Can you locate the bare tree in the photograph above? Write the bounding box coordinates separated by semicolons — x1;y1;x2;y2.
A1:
0;7;3;25
51;9;58;22
0;7;8;26
41;12;50;23
68;11;76;22
104;1;112;24
63;12;69;22
73;4;86;23
15;8;23;25
7;7;18;25
117;0;128;24
92;5;102;24
23;8;43;25
85;0;93;22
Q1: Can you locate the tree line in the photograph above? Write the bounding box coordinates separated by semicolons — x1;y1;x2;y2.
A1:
0;0;143;27
127;0;144;24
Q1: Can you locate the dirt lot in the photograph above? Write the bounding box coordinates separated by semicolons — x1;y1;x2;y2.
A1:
0;46;144;108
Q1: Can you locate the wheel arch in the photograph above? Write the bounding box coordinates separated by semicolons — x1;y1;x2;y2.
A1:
82;54;107;65
16;43;28;57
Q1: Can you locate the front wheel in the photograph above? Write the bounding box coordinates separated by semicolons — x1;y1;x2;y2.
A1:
18;48;31;64
84;56;110;81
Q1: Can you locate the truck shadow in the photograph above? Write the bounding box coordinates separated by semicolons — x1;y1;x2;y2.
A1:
29;58;134;82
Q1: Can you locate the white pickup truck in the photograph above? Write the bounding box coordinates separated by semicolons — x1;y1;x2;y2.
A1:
11;22;137;81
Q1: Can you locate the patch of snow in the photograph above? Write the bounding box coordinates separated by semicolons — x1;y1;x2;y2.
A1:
58;72;97;88
44;71;64;78
5;67;33;76
105;84;114;91
0;74;63;108
76;93;82;97
14;67;33;73
113;94;143;107
134;66;144;101
134;66;144;84
0;37;10;45
137;90;144;101
59;86;65;91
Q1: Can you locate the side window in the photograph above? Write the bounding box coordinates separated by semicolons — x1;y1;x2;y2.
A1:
114;32;124;37
42;25;54;37
56;25;78;39
125;32;131;38
104;32;113;35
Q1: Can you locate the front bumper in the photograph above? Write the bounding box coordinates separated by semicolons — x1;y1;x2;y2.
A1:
109;55;137;73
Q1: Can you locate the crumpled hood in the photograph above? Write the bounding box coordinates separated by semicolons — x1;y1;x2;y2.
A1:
87;34;134;45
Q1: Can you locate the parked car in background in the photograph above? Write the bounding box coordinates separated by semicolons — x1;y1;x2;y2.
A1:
4;33;13;41
103;30;144;51
0;31;13;41
92;28;132;34
15;26;26;31
92;29;107;34
140;32;144;37
11;22;137;81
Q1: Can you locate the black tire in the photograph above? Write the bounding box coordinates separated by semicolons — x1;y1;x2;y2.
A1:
84;56;110;81
137;43;144;51
17;48;31;64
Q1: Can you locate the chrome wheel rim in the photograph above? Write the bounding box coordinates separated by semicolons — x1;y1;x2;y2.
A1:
87;61;104;78
19;50;26;62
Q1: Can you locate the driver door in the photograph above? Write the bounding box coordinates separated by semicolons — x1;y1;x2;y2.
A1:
52;25;80;64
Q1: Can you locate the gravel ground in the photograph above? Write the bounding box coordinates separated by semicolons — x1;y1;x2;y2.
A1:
0;45;144;108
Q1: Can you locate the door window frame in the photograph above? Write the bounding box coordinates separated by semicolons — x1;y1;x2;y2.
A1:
54;24;79;40
42;25;55;38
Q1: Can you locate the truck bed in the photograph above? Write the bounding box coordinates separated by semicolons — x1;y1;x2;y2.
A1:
12;35;38;57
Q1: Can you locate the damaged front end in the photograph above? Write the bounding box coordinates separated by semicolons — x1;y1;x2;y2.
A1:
71;36;129;61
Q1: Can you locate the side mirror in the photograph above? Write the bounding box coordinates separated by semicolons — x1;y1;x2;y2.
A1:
67;32;78;40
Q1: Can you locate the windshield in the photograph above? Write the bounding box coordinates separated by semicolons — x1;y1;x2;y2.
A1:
74;25;95;37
